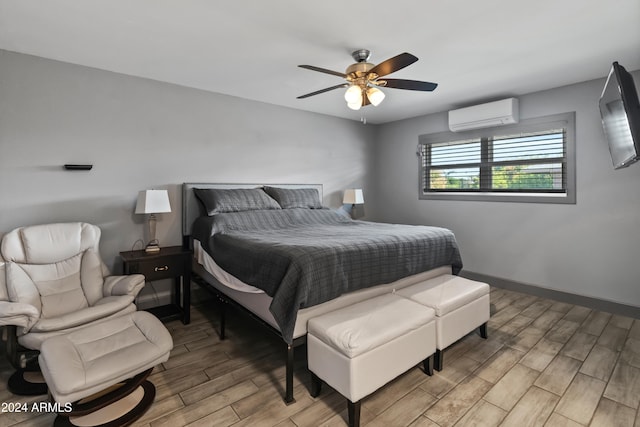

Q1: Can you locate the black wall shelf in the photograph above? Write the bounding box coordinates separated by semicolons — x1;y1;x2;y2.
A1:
64;164;93;171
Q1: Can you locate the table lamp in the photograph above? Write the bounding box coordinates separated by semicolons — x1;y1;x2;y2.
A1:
135;189;171;253
343;189;364;218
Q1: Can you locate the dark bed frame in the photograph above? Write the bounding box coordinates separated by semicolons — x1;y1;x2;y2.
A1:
181;182;324;404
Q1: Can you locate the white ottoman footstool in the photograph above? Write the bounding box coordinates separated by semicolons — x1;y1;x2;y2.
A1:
38;311;173;426
307;293;436;427
396;274;490;371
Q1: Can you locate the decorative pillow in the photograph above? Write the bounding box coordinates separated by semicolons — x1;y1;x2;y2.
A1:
263;186;323;209
194;188;281;215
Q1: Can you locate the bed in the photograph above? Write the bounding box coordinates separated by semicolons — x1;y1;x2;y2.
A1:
181;183;463;403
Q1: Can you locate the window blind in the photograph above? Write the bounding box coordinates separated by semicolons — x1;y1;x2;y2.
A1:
422;129;567;193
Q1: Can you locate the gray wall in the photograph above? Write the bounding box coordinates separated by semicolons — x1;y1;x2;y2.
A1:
2;49;638;310
0;50;375;281
370;73;640;309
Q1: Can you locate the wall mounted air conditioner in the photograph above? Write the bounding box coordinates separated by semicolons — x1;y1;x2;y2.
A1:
448;98;519;132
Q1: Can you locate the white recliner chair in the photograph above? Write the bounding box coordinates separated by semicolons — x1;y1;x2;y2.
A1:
0;222;146;395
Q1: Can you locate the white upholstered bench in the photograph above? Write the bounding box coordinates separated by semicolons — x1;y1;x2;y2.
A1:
395;274;490;371
307;293;436;427
38;311;173;426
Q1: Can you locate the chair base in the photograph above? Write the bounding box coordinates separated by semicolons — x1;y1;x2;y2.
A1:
8;369;48;396
66;368;152;416
53;379;155;427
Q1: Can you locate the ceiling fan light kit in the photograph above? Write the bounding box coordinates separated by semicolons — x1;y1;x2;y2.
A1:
297;49;437;111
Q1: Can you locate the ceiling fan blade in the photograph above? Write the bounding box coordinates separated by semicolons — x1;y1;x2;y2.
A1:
297;83;348;99
369;53;418;77
382;79;438;91
298;65;347;78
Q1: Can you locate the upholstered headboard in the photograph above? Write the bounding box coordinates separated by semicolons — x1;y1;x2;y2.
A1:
181;183;324;244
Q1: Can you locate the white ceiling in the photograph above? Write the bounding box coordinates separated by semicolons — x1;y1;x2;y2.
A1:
1;1;639;124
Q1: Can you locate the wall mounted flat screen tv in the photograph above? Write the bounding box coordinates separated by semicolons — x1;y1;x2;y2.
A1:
599;62;640;169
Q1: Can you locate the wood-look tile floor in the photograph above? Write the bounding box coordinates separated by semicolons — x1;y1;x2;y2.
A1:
2;286;640;426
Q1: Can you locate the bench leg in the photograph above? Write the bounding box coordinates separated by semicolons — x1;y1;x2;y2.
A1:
310;372;322;397
348;400;361;427
434;349;443;371
423;354;434;376
479;322;488;339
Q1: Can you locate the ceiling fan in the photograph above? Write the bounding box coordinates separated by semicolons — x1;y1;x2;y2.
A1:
297;49;438;110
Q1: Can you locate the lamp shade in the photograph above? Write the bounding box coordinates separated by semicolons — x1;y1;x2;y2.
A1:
343;189;364;204
135;190;171;214
366;87;385;106
344;85;363;103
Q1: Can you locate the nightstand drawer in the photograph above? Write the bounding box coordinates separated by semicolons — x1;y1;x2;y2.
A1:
128;257;185;280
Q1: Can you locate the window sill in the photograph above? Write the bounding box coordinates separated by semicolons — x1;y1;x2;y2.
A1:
419;191;575;204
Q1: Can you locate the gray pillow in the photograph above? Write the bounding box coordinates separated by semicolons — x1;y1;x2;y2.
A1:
194;188;281;215
263;186;323;209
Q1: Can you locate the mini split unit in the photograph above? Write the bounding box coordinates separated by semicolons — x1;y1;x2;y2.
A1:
448;98;519;132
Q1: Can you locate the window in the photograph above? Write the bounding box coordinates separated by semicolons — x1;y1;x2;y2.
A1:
418;112;576;203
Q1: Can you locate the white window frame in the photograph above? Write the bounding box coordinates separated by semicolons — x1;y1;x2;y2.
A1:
418;112;576;204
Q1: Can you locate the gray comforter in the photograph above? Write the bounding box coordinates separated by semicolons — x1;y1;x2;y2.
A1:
193;208;462;343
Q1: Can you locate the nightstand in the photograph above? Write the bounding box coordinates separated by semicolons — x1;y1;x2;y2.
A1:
120;246;192;325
